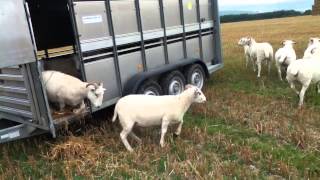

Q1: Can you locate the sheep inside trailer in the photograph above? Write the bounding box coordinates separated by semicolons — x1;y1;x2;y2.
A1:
0;0;222;143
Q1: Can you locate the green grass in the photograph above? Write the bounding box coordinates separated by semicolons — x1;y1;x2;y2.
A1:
185;115;320;178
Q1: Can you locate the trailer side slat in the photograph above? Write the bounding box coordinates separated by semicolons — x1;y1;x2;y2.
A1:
0;74;24;81
0;85;27;94
0;105;33;119
0;96;30;107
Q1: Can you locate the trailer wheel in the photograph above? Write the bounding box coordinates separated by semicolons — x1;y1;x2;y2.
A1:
161;71;186;95
137;80;163;96
184;64;205;89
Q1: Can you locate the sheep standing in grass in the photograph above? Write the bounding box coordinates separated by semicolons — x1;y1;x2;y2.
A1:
245;37;274;78
275;40;297;81
43;71;106;114
286;58;320;107
303;37;320;59
238;37;254;70
112;85;206;152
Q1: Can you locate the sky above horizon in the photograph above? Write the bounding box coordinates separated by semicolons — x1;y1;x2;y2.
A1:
219;0;314;12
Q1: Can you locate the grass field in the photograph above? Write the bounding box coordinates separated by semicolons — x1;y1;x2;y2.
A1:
1;16;320;179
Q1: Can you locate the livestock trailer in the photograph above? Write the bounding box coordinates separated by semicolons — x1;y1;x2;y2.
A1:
0;0;223;143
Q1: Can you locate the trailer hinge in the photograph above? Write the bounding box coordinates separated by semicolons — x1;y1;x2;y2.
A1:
213;27;217;34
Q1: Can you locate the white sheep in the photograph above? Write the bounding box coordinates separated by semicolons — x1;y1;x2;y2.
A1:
42;70;106;114
286;58;320;107
238;37;254;70
245;37;274;78
303;37;320;59
112;84;206;152
275;40;297;81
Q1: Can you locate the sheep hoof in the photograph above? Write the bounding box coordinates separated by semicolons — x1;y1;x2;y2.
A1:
127;148;134;153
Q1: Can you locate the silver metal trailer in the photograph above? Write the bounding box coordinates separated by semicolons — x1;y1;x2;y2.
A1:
0;0;222;143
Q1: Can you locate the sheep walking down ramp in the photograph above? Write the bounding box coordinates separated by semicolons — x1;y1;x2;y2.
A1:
112;85;207;152
42;70;106;114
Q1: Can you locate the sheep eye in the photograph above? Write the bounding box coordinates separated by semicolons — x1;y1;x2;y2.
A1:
194;90;201;96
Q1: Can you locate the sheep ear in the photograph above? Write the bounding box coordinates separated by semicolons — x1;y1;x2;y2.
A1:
310;38;314;43
102;88;106;91
281;41;285;45
293;41;297;44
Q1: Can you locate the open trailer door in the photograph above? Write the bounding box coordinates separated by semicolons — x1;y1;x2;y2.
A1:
0;0;36;68
0;0;54;143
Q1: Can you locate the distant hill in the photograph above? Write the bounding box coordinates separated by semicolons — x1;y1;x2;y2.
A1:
219;10;257;16
220;10;311;23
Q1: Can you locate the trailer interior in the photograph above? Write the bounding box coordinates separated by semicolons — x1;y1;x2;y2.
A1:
26;0;86;121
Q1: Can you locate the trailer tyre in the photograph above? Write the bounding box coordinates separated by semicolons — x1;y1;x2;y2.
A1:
161;71;186;95
184;64;205;89
137;80;163;96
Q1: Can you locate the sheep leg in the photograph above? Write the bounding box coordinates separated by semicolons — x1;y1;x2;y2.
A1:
120;123;134;152
160;118;170;148
245;55;249;68
299;83;310;108
129;132;142;143
73;101;86;114
256;61;262;78
174;122;183;136
277;66;283;81
268;61;271;76
58;102;65;112
252;59;256;72
289;82;299;95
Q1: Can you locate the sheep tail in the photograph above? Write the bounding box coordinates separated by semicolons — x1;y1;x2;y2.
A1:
112;104;118;123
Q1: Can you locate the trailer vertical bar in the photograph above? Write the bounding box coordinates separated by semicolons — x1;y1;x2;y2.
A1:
196;0;204;61
68;0;87;82
159;0;169;65
179;0;187;58
135;0;147;71
212;0;222;65
105;0;123;96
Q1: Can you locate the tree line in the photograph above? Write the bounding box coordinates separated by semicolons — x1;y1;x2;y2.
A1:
221;10;312;23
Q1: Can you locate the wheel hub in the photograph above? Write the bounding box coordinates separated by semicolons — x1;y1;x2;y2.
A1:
144;90;157;96
169;80;182;95
191;71;204;89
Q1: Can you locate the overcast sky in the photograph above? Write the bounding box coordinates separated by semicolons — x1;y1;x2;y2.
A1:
219;0;314;12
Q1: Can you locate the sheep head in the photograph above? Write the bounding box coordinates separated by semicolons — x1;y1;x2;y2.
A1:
238;37;250;46
282;40;296;46
86;82;106;108
185;84;206;103
308;37;320;47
